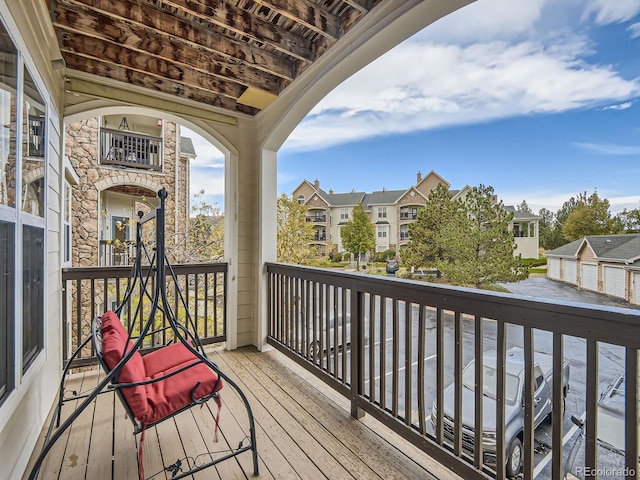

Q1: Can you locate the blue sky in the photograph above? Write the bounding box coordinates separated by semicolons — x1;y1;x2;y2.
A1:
189;0;640;215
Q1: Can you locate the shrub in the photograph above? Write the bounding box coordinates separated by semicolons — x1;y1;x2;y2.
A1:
383;249;396;260
332;252;343;262
521;257;547;267
395;269;412;279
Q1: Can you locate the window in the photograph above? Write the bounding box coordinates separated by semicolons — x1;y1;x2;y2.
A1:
341;208;349;220
0;21;18;403
22;225;44;372
22;67;45;217
297;194;304;204
63;180;71;263
378;207;386;218
0;221;15;405
377;225;387;238
0;28;17;209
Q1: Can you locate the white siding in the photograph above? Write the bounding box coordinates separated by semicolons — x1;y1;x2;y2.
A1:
563;259;577;285
581;263;598;292
603;266;626;299
633;272;640;305
548;258;561;280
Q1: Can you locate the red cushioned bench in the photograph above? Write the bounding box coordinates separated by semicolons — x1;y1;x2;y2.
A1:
98;310;223;428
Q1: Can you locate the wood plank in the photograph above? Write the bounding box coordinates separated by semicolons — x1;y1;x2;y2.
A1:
155;417;187;479
27;372;87;479
56;0;296;81
219;350;352;478
246;348;444;480
238;349;387;479
173;408;223;480
84;372;114;479
111;395;140;479
54;3;284;92
56;371;101;480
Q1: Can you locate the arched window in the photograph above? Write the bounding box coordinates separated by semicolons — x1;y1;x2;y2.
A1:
297;194;304;204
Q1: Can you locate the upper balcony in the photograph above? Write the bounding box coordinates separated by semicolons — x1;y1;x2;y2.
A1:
99;128;162;172
25;263;640;480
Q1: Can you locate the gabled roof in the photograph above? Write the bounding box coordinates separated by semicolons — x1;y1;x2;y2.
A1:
504;206;541;221
546;234;640;263
319;191;366;207
396;187;428;204
363;189;405;207
180;137;196;158
416;170;450;189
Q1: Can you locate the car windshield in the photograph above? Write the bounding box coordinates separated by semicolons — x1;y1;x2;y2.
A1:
462;360;520;405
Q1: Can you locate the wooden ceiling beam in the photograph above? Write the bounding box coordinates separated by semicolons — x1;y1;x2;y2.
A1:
54;4;282;94
249;0;340;39
60;34;245;100
149;0;315;62
339;0;369;14
63;53;258;115
59;0;297;81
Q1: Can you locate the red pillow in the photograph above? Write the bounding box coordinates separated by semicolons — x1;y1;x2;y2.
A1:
100;311;150;422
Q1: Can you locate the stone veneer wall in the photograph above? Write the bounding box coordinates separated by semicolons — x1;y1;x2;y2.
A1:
66;118;184;267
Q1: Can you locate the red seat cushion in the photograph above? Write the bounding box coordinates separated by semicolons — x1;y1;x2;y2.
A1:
100;311;222;425
100;311;149;421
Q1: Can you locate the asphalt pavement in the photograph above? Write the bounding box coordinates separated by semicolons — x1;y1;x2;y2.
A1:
500;275;640;310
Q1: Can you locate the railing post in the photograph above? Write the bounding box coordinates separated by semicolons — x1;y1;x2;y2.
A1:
350;281;364;419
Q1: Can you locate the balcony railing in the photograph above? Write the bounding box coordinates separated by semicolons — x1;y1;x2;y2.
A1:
400;213;418;220
313;234;327;241
307;215;327;222
266;263;640;480
28;115;45;157
99;128;162;171
62;262;227;367
98;240;136;266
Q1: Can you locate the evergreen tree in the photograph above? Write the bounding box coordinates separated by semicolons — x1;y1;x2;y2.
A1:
538;207;565;250
276;193;315;264
436;185;528;288
401;184;460;271
517;200;533;214
340;202;375;270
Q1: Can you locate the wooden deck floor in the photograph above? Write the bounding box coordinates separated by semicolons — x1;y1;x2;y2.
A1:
25;347;461;480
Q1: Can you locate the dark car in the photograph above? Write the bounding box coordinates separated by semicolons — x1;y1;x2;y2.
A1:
385;259;399;274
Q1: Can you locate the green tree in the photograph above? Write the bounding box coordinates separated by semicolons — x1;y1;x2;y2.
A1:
171;190;224;263
517;200;533;214
613;208;640;233
277;193;315;264
538;207;563;250
436;185;528;288
401;184;461;270
562;191;615;241
340;202;375;270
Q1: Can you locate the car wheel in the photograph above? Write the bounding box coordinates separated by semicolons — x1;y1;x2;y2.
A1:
506;437;522;478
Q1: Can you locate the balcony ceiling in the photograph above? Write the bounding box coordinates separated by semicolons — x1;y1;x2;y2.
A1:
50;0;381;117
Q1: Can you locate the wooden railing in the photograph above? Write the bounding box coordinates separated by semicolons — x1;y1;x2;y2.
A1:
266;263;640;480
62;263;227;367
99;128;162;171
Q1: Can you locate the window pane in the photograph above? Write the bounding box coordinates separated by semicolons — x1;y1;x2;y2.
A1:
0;26;17;209
0;220;14;403
22;67;45;216
22;224;44;372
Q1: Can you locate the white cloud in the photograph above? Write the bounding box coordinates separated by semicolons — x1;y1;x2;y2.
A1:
629;22;640;38
582;0;640;25
285;39;640;152
573;142;640;155
602;102;633;110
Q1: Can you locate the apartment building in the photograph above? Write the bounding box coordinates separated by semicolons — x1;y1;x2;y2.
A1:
292;170;540;259
65;114;196;267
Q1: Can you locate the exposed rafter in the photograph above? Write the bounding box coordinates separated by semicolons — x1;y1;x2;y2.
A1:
51;0;381;116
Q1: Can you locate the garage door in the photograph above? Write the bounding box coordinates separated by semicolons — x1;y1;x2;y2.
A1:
548;258;561;280
633;272;640;305
564;259;577;284
603;266;626;298
581;264;598;292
